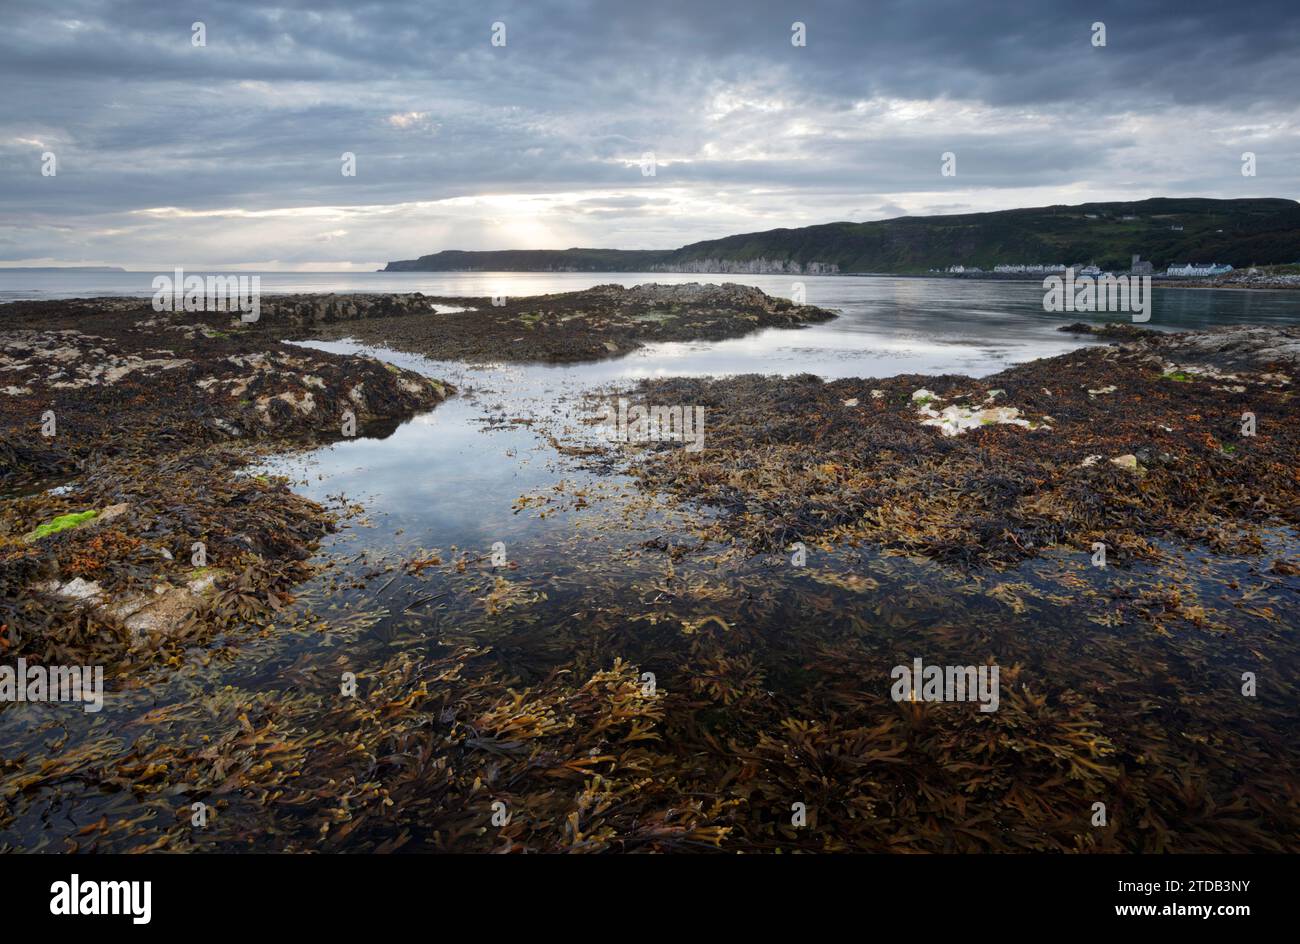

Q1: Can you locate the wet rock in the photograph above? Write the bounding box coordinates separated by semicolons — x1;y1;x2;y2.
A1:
208;417;244;437
43;570;226;636
1058;322;1151;340
222;285;838;365
1122;325;1300;372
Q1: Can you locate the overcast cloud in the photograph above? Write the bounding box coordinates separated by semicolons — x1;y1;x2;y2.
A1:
2;0;1298;268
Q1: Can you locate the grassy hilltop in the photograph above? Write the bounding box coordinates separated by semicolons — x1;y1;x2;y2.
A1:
386;197;1300;274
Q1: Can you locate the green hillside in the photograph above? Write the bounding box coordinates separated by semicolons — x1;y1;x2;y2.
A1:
385;198;1300;274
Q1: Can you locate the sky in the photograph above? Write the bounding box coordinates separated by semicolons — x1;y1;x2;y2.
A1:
2;0;1299;270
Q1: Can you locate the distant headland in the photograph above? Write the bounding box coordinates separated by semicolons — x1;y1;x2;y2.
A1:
384;197;1300;276
0;266;126;273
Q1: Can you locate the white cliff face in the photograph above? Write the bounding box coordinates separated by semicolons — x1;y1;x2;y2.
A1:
649;258;840;275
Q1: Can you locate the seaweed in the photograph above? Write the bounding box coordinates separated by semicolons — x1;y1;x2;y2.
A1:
1;303;1297;855
0;302;455;668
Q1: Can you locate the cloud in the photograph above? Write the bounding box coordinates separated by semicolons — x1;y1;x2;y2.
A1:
386;111;436;131
1;0;1299;267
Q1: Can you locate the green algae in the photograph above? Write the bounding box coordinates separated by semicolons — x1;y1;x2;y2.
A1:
25;509;98;541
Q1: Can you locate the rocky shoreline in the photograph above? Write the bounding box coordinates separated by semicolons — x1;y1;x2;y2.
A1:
6;294;1297;665
0;300;453;668
0;282;832;665
3;292;1299;854
1154;270;1300;291
607;324;1299;574
274;282;837;363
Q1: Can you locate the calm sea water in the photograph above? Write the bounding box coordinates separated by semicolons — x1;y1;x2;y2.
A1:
5;269;1300;379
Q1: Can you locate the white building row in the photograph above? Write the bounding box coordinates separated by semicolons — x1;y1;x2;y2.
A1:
1165;263;1234;277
